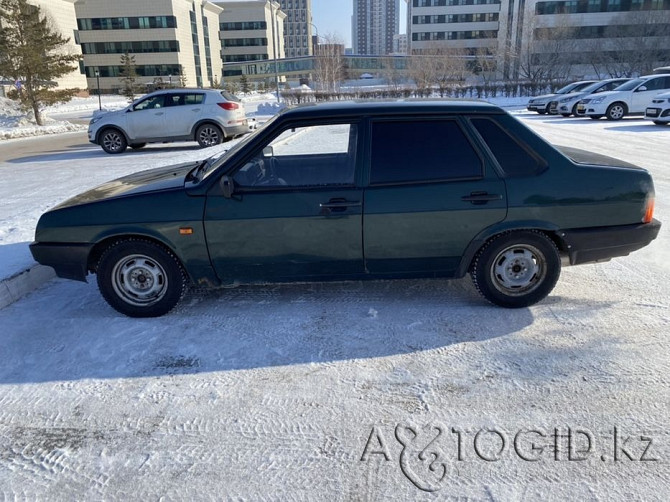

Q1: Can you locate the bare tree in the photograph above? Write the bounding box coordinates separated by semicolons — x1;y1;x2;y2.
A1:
313;33;345;93
381;55;405;91
407;52;438;97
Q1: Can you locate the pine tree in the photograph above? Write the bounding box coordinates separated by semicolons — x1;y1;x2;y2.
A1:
240;74;251;94
119;52;138;102
0;0;81;125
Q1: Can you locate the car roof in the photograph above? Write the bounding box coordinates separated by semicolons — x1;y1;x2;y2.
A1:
278;99;505;119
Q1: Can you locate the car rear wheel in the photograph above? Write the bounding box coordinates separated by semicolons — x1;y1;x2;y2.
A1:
196;123;223;148
471;231;561;308
96;239;186;317
606;103;627;121
100;128;127;154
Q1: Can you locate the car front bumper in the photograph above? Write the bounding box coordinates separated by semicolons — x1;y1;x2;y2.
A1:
576;102;609;116
527;103;549;112
29;242;93;282
645;107;670;122
561;219;661;265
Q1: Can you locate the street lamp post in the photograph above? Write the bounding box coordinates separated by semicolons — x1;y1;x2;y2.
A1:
94;70;101;110
268;0;281;103
169;74;172;88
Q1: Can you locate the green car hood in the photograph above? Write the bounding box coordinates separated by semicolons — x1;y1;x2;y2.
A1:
52;161;200;210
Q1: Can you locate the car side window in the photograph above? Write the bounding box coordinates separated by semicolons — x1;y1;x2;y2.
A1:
134;95;165;111
184;93;204;105
470;118;545;177
165;94;185;107
370;120;482;185
234;123;357;188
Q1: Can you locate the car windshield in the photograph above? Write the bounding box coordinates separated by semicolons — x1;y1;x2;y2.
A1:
201;114;281;180
613;78;646;91
556;83;580;94
578;81;611;94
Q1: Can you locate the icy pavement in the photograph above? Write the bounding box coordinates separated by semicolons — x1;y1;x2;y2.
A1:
0;110;669;499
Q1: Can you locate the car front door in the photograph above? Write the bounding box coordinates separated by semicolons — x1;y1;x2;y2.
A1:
204;121;365;283
126;94;167;140
631;77;670;112
363;118;507;275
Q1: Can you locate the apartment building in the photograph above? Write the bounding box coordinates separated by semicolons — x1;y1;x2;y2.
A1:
353;0;401;55
407;0;670;78
74;0;223;93
216;0;286;65
29;0;88;90
277;0;313;57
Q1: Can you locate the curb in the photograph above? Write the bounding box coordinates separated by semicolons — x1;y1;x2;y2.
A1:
0;264;56;310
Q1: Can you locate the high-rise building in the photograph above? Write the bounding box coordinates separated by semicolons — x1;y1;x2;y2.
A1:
352;0;400;55
276;0;313;57
75;0;223;92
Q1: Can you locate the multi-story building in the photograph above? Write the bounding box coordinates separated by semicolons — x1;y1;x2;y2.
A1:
277;0;313;57
29;0;88;90
216;0;286;65
407;0;670;79
74;0;223;93
392;33;408;54
353;0;401;55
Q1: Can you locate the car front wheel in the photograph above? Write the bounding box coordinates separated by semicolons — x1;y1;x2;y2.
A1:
100;128;127;154
96;239;186;317
606;103;627;121
196;124;224;148
471;231;561;308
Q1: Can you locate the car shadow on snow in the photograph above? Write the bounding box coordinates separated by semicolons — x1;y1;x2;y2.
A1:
604;124;668;132
0;276;565;383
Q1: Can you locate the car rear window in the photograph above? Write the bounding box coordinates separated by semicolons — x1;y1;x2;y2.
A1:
220;90;241;102
470;118;545;177
370;120;482;185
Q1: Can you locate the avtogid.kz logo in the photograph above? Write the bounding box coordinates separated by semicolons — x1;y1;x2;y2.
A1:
360;423;658;492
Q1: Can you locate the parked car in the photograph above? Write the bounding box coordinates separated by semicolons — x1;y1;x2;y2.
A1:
32;101;660;317
527;81;597;114
644;91;670;125
88;88;249;154
548;78;630;117
576;74;670;120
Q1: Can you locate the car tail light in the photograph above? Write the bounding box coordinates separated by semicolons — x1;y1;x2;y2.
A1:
217;102;239;110
643;196;655;224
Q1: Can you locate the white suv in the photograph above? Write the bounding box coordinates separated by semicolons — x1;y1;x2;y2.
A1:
576;75;670;120
89;89;249;154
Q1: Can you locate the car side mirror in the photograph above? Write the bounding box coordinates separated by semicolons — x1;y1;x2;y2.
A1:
221;175;235;199
263;146;274;158
637;86;648;92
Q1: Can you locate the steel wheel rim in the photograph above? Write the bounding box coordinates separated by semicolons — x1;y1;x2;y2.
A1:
609;105;624;119
103;132;123;152
199;127;220;146
490;244;546;296
111;254;168;306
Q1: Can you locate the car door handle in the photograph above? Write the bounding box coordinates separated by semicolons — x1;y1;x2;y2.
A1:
154;112;164;116
461;192;502;204
319;199;361;214
191;108;201;112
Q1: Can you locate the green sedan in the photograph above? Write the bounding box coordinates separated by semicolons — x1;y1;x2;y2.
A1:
30;101;661;317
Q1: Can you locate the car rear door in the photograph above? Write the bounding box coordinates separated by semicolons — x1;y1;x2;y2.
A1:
204;121;365;283
363;117;507;275
163;92;205;137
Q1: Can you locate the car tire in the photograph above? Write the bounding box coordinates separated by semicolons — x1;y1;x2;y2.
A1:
129;143;147;149
606;102;627;121
589;115;603;120
100;128;128;154
196;123;224;148
96;239;187;317
471;231;561;308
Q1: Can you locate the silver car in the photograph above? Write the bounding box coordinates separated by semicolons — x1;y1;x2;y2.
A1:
89;89;249;154
548;78;631;117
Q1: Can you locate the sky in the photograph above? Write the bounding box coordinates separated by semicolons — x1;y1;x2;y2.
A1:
311;0;407;48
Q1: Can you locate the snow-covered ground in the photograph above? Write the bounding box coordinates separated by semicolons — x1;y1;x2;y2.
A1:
0;105;669;499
